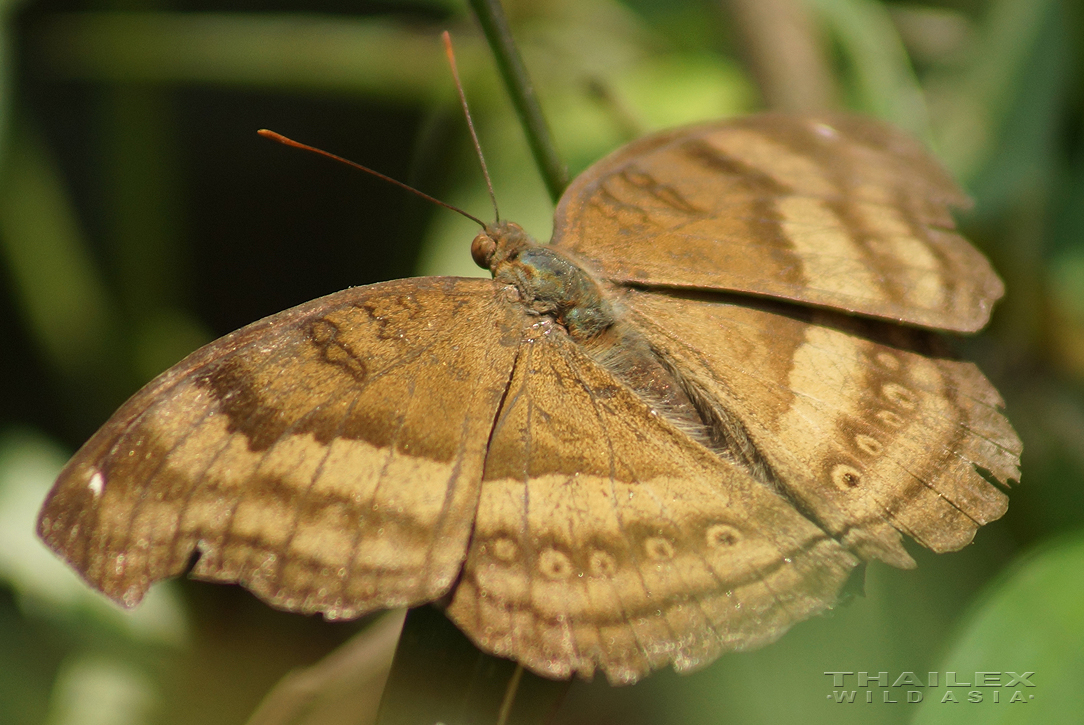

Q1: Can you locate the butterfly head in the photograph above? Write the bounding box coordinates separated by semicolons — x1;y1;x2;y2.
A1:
471;220;536;271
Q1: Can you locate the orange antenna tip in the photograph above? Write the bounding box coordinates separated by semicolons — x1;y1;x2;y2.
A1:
257;127;487;229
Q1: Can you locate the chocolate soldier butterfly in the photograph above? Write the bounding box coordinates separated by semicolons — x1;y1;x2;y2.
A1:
38;35;1019;686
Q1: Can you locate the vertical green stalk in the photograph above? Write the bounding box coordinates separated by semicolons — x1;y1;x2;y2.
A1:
467;0;568;202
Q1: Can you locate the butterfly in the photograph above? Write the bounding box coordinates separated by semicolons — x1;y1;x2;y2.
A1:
37;112;1020;685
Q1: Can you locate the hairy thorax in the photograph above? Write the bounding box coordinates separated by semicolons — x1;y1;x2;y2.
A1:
473;221;772;484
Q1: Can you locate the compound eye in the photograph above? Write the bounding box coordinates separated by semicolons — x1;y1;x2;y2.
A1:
471;233;497;269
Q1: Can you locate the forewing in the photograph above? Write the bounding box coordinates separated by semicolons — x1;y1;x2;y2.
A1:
552;113;1002;332
623;288;1021;569
446;321;859;684
38;277;521;618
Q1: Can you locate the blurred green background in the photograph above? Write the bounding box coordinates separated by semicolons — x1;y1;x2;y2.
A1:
0;0;1082;723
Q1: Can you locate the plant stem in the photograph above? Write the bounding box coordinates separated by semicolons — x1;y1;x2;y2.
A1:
375;605;569;725
467;0;568;202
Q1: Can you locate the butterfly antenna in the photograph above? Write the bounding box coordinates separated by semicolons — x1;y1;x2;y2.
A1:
442;31;500;224
257;129;488;229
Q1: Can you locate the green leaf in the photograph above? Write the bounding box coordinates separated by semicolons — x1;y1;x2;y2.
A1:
0;120;132;423
913;533;1084;724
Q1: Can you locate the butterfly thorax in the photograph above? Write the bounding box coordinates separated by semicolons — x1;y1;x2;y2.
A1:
472;220;771;479
473;220;615;342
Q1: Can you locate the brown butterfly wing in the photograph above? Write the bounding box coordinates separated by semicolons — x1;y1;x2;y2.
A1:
446;320;858;684
552;113;1002;332
38;277;522;617
621;288;1021;569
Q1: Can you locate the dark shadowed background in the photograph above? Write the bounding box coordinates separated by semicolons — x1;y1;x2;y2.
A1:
0;0;1082;723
